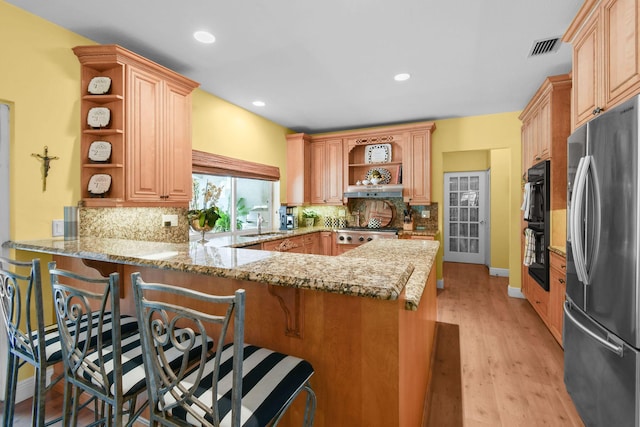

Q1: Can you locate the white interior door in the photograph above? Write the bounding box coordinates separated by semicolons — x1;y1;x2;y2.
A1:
444;171;488;264
0;103;9;397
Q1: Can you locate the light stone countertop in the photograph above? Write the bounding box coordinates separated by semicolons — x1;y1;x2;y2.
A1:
4;230;439;311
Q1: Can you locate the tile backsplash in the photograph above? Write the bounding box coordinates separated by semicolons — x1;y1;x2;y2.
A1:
80;207;190;243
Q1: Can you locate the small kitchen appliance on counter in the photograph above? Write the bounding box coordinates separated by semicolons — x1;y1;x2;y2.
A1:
279;206;298;230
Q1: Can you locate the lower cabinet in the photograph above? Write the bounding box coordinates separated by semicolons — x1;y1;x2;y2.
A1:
261;233;325;255
548;251;567;346
523;250;566;347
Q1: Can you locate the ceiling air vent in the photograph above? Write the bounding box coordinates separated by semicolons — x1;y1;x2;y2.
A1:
528;37;561;57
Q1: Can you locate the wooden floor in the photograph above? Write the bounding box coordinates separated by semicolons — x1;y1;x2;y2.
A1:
426;262;583;427
2;262;584;426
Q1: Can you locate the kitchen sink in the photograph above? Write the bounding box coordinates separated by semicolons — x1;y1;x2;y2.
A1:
243;232;289;238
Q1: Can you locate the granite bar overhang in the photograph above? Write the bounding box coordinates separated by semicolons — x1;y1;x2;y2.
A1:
4;232;438;311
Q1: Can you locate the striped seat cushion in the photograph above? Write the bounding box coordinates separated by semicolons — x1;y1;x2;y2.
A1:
78;330;213;398
37;312;139;363
166;344;314;427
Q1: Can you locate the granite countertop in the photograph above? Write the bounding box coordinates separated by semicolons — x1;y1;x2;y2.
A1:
549;245;566;257
4;231;439;311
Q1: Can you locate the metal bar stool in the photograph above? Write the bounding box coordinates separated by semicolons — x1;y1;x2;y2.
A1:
0;256;63;426
48;262;149;427
131;272;316;427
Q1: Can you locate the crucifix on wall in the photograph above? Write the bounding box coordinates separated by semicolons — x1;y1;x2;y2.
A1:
31;145;59;192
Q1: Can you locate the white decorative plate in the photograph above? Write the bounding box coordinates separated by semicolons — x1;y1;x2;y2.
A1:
87;107;110;128
88;174;111;195
88;77;112;95
88;141;112;163
365;144;392;164
366;167;392;184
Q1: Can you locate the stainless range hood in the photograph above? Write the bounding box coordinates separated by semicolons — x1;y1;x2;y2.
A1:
343;184;403;199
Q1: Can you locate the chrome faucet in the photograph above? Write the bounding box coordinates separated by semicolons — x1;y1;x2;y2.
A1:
257;213;264;234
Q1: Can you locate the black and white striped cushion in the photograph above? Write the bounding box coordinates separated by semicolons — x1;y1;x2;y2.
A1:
37;312;139;363
167;344;314;427
79;331;213;398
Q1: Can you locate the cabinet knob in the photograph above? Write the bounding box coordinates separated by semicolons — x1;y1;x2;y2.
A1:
592;107;603;115
559;278;565;284
560;264;566;269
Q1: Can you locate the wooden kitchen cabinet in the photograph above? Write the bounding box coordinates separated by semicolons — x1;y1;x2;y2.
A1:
523;271;549;323
548;251;567;346
74;45;199;207
310;138;344;205
403;126;435;205
564;0;640;130
320;231;334;255
285;133;311;206
519;74;571;210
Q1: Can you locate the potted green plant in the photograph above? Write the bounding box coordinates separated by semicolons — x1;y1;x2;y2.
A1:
188;180;222;242
302;208;318;228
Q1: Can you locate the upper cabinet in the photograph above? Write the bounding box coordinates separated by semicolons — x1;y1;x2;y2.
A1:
73;45;200;207
310;138;344;205
402;125;435;205
519;74;571;210
564;0;640;130
285;122;435;206
285;133;311;206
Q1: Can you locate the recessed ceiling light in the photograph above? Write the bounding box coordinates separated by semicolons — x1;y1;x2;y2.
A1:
194;31;215;44
394;73;411;81
252;100;266;107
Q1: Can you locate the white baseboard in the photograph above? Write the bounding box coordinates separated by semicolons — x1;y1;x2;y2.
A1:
12;367;54;404
489;267;509;277
507;285;525;299
437;279;444;289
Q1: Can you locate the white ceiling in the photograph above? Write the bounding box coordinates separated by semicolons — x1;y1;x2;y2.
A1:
7;0;583;133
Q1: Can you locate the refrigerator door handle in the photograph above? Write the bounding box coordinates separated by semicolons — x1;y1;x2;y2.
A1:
570;156;590;284
564;301;624;357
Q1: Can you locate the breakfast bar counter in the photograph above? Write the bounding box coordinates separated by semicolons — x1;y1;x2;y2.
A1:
5;236;439;426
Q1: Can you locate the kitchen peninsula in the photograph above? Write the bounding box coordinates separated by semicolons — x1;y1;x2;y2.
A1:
5;232;439;427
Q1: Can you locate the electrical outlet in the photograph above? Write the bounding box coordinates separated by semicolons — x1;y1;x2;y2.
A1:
421;210;430;219
52;220;64;236
162;214;178;227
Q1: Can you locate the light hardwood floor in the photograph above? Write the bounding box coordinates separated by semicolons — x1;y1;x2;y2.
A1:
2;262;584;426
428;262;583;427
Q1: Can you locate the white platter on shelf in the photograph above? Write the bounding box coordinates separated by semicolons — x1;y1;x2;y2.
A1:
88;174;111;195
87;107;110;128
365;144;392;163
87;76;112;95
88;141;112;163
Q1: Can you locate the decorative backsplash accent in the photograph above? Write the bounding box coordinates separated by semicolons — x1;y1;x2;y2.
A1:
79;207;190;243
299;200;438;231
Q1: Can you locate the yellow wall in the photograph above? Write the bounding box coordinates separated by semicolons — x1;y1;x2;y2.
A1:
0;1;291;244
431;112;523;288
1;2;527;292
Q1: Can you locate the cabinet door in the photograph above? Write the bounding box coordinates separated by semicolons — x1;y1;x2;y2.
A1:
320;231;334;255
126;66;164;202
602;0;640;107
310;141;326;204
537;96;551;161
549;253;567;345
324;138;344;204
405;130;431;205
163;81;193;202
310;139;343;205
286;134;311;206
573;9;601;129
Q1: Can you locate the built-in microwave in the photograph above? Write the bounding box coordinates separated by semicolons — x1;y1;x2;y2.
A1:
524;160;550;291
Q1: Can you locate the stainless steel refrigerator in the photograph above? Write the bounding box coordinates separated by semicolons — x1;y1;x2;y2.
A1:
565;94;640;426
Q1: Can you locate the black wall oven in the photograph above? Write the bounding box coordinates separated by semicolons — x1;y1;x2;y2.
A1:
524;160;550;291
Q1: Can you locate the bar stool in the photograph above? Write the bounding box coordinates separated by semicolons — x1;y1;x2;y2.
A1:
1;256;63;426
48;262;148;427
131;272;316;427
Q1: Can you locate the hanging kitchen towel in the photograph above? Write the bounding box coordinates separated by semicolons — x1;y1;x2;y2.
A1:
523;228;535;266
521;183;532;220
